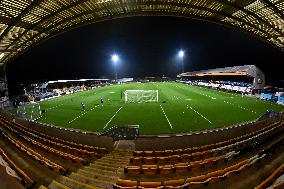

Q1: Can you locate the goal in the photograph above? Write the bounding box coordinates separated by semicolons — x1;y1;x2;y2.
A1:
124;90;158;103
17;102;42;121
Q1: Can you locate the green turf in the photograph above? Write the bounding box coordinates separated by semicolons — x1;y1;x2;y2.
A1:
20;82;284;135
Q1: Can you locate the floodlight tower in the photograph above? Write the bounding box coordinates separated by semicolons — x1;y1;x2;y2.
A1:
178;50;185;73
112;54;119;80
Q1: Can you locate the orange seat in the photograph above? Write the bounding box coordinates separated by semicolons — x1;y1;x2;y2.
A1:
156;156;169;165
185;175;207;184
142;165;158;175
189;161;203;171
139;181;162;188
169;155;180;164
183;148;192;154
173;149;183;155
125;166;141;175
133;151;143;157
164;150;173;156
175;163;189;173
191;152;203;161
130;157;143;165
144;151;154;157
159;165;174;174
180;154;192;162
163;178;185;187
143;157;156;164
154;151;165;157
202;150;212;159
115;178;138;188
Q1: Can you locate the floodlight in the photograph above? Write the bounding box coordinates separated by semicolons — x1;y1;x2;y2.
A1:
112;54;119;63
178;50;184;58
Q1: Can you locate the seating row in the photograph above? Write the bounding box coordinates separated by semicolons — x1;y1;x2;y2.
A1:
115;155;261;188
0;116;108;154
129;121;283;169
0;130;66;174
0;148;34;187
21;135;87;165
130;150;212;165
125;152;238;175
132;121;282;158
0;119;97;158
0;120;93;164
255;163;284;189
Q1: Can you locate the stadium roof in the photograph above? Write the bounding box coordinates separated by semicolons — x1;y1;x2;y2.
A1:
177;64;263;77
0;0;284;65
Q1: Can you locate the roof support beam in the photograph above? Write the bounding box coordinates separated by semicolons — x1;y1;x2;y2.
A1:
0;0;44;42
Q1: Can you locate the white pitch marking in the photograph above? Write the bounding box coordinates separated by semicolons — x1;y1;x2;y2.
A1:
185;98;192;101
223;100;257;114
68;105;98;124
103;106;123;129
189;106;213;124
160;104;173;129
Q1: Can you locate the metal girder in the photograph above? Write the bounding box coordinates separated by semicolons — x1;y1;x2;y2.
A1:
0;0;44;43
214;0;283;36
0;0;91;54
9;1;275;52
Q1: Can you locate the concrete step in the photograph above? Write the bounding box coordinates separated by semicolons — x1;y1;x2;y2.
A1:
69;173;113;189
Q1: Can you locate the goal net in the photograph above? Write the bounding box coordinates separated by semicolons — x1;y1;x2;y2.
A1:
124;90;158;103
17;102;42;121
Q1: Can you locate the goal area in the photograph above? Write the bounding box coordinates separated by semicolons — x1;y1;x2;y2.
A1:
124;90;158;103
17;102;42;121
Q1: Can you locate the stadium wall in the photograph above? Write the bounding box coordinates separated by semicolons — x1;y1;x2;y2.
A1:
0;111;114;150
135;112;284;150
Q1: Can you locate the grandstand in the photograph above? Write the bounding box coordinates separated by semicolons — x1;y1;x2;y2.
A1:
1;1;284;189
178;65;265;90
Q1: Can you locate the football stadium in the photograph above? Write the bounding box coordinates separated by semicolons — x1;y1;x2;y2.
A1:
0;1;284;189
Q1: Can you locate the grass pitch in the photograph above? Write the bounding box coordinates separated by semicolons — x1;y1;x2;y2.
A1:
33;82;284;135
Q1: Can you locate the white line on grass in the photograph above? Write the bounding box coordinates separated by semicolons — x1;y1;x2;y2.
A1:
67;105;98;124
189;106;213;124
223;100;257;114
160;104;173;129
46;103;64;111
103;106;123;129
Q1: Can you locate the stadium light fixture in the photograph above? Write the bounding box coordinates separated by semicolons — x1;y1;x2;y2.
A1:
112;54;119;64
178;50;185;73
111;54;119;80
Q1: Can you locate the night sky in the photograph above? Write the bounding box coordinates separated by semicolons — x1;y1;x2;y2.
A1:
6;16;284;95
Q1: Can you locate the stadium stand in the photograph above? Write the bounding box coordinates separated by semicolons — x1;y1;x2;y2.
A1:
255;163;284;189
0;110;284;188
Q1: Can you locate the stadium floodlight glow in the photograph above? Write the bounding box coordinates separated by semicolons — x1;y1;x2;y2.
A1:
178;50;185;73
178;50;184;58
112;54;119;64
111;54;119;80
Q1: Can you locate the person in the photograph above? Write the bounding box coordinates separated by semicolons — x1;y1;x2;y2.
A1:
81;102;85;110
100;98;104;105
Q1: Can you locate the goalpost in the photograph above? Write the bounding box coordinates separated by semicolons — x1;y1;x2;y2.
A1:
17;102;42;121
124;90;159;103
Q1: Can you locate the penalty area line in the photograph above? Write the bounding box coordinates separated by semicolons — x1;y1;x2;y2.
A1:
103;106;123;129
189;106;213;124
160;104;173;129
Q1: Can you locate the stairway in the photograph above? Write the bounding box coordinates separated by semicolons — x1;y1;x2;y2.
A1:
48;149;133;189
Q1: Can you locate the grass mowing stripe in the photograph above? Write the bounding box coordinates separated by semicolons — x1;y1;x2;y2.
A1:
103;106;123;129
160;104;173;129
45;103;64;111
189;106;213;124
